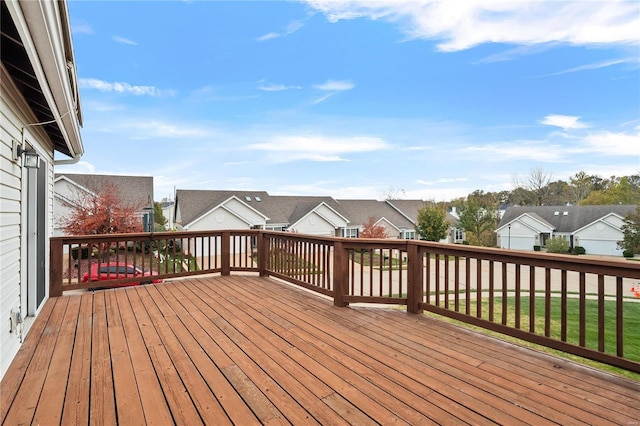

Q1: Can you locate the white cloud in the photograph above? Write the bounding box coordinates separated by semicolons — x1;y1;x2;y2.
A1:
258;83;302;92
112;36;138;45
257;20;304;41
539;58;638;77
127;120;216;139
79;78;175;97
313;80;354;91
72;21;94;35
540;115;589;131
305;1;640;52
247;135;389;162
312;80;354;104
461;141;567;162
577;130;640;157
417;177;468;186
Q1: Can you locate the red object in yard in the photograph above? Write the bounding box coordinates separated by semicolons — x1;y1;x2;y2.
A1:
81;262;162;287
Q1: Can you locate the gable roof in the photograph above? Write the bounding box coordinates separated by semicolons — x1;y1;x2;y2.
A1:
498;205;636;233
176;190;270;226
337;199;415;229
55;173;153;209
175;190;347;228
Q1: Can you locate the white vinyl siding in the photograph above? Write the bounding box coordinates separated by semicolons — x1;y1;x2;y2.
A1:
1;66;55;379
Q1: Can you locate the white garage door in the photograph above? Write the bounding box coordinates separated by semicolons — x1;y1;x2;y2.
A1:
502;235;534;250
578;239;622;256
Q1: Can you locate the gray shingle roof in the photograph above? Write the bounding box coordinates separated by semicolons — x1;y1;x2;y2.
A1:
55;173;153;209
336;199;415;229
175;190;270;225
175;190;346;227
498;205;637;232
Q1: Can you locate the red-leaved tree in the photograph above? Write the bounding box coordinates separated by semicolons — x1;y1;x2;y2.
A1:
61;182;143;236
359;217;388;239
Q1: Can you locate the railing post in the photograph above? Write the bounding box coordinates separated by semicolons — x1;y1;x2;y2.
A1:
258;231;268;277
332;240;348;307
50;238;63;297
221;231;231;276
406;241;423;314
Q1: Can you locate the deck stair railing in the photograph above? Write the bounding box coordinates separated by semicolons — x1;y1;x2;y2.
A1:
51;230;640;372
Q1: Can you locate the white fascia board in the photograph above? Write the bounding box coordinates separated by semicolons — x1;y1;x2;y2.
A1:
496;213;553;233
375;217;401;232
225;195;270;221
312;202;350;227
54;175;96;197
187;195;269;229
7;1;83;157
573;213;624;234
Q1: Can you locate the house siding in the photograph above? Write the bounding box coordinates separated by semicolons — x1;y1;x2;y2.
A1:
0;66;55;379
574;219;625;256
291;211;335;236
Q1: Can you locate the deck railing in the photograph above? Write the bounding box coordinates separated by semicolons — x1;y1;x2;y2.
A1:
50;230;640;372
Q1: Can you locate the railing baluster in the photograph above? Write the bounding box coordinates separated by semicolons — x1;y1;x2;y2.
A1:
444;255;450;309
476;259;482;318
598;274;605;352
489;260;494;322
545;268;551;337
465;257;471;316
502;263;508;325
579;272;586;347
515;264;521;329
616;276;623;357
454;256;460;312
529;266;535;333
561;270;567;342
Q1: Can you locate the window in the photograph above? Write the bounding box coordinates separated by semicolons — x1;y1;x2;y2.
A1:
454;228;464;241
344;228;359;238
403;230;415;240
255;196;262;202
245;196;252;202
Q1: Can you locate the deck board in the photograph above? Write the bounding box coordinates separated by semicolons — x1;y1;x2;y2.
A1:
2;275;639;425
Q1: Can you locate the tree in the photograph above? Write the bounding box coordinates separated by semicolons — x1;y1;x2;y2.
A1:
360;217;388;238
580;176;640;205
457;201;498;246
568;171;593;204
154;201;168;230
61;182;143;236
618;206;640;255
415;204;449;241
513;167;553;206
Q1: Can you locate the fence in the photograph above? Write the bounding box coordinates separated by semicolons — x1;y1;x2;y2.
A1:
50;230;640;372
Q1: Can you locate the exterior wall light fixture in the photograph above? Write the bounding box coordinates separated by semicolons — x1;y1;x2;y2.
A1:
12;140;40;169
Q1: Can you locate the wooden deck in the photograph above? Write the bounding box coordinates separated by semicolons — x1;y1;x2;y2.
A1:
2;275;639;425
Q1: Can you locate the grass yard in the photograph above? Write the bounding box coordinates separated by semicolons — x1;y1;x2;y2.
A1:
424;296;640;381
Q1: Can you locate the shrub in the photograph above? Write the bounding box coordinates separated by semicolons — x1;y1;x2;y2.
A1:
572;246;586;255
533;245;541;251
545;237;570;253
623;249;635;258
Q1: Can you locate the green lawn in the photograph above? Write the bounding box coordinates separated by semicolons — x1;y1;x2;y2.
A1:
423;296;640;381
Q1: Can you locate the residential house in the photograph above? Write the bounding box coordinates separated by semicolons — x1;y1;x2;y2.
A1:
53;173;154;236
175;190;348;236
1;0;83;379
386;200;465;243
496;205;636;256
175;190;465;243
337;199;418;239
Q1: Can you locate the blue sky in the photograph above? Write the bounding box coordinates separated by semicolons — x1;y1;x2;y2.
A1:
60;1;640;202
